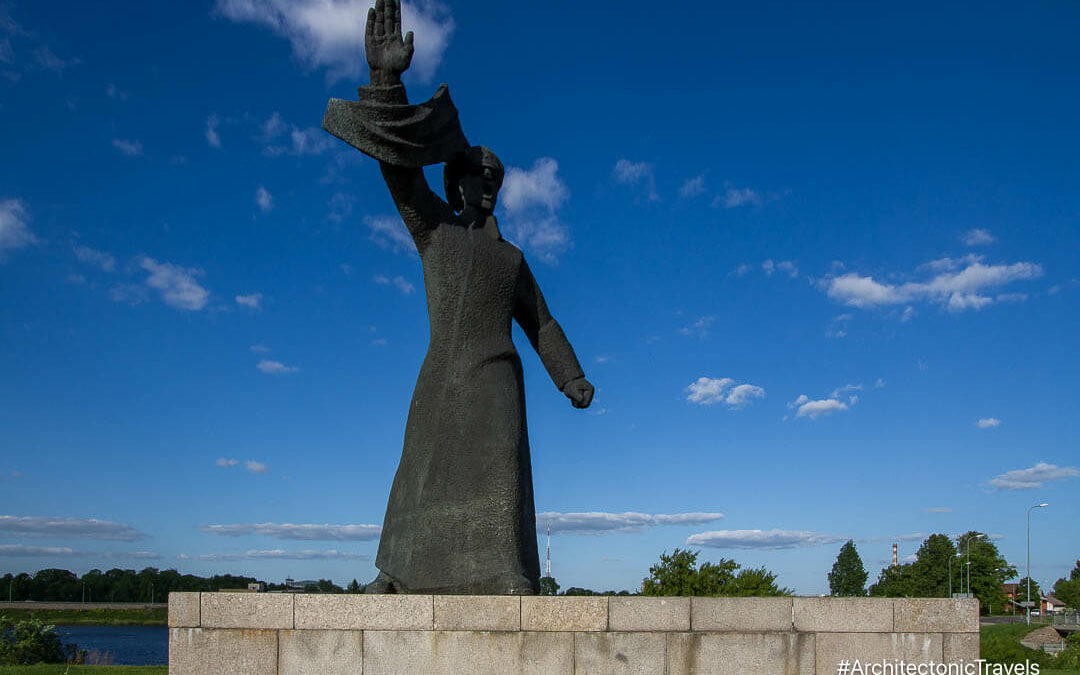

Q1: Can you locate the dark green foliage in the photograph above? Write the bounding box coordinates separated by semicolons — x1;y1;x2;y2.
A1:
0;615;74;665
539;576;559;596
346;579;362;594
1053;561;1080;610
1015;577;1042;605
828;540;868;597
641;548;789;597
868;532;1014;612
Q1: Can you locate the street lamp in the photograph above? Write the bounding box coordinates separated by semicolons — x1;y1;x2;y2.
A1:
966;533;986;595
1027;503;1048;625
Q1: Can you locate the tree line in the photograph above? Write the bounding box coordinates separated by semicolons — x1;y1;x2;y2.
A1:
0;568;345;603
828;532;1079;613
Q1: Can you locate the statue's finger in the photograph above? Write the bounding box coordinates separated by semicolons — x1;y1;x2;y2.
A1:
373;0;385;38
388;0;399;36
404;31;414;52
366;8;375;40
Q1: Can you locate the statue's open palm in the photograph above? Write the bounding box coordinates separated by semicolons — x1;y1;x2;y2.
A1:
366;0;414;77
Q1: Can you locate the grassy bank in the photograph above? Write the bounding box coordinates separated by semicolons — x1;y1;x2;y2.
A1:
0;668;166;674
0;609;165;627
981;623;1080;674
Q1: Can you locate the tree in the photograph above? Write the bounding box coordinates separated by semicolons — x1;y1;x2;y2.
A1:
0;615;73;665
1015;577;1041;606
1053;561;1080;610
641;548;788;597
869;563;917;597
346;579;362;594
539;576;560;596
868;532;1014;610
829;540;868;597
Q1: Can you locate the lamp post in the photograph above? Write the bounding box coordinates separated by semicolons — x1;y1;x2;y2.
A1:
965;533;985;595
1027;503;1048;625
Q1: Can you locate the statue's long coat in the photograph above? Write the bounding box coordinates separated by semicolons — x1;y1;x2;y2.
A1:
325;84;584;593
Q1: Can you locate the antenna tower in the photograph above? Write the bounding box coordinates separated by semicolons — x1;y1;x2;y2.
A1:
545;526;551;578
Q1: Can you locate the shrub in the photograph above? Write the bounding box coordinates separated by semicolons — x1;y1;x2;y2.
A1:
0;613;77;665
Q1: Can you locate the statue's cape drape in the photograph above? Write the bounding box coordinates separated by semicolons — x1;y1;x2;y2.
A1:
322;83;469;168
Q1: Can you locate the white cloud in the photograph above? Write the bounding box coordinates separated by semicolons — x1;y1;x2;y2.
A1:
613;159;658;201
213;0;454;83
687;529;846;550
962;228;996;246
0;544;85;557
105;83;128;100
924;507;952;513
216;458;240;467
250;344;271;353
788;394;849;420
206;114;222;147
260;112;334;156
236;293;263;309
0;516;146;541
726;384;766;407
536;512;724;535
987;462;1080;491
373;274;415;295
501;157;568;214
679;174;705;199
717;186;761;209
199;549;371;561
138;256;209;311
499;157;571;264
679;316;714;338
74;245;116;272
255;185;273;212
244;461;269;474
685;377;764;409
30;45;77;72
365;215;415;254
256;360;298;374
976;418;1001;429
823;260;1043;313
732;264;751;277
831;383;863;398
108;283;149;306
200;522;382;541
104;551;162;560
112;138;144;156
762;259;798;278
0;198;37;257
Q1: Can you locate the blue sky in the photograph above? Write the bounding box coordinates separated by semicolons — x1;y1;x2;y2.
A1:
1;0;1078;595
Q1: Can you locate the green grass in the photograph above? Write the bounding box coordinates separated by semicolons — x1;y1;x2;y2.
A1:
0;609;165;627
980;623;1080;674
0;668;167;674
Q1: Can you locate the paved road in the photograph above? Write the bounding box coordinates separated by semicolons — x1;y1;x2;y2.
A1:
0;601;166;610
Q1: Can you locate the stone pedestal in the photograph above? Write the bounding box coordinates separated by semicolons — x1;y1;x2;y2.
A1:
169;592;979;674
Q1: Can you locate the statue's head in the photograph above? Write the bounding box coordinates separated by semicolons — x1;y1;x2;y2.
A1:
444;146;504;215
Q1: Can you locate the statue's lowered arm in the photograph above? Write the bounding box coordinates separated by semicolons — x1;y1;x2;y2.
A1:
514;260;594;409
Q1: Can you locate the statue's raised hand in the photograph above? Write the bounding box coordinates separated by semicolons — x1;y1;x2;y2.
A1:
366;0;414;84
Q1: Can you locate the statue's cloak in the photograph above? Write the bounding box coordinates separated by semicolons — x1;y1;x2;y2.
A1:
323;83;469;168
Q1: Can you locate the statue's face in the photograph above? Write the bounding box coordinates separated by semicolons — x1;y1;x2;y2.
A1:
459;164;500;214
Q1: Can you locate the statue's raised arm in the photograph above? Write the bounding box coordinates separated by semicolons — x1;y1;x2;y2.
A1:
322;0;466;250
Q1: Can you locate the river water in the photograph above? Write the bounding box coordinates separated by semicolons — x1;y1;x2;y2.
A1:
57;625;168;666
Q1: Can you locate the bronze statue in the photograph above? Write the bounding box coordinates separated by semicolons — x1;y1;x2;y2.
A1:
323;0;593;595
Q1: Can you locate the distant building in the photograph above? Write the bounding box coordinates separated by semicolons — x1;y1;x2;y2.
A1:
1042;595;1065;615
247;582;265;593
1002;583;1019;614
